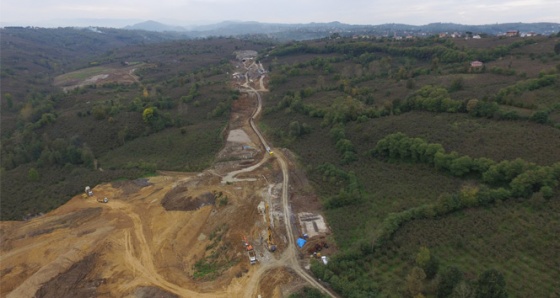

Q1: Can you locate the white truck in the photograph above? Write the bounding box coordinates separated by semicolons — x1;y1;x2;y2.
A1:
248;250;257;265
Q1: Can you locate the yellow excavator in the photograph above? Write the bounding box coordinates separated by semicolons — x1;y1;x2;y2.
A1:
267;227;277;252
265;203;277;252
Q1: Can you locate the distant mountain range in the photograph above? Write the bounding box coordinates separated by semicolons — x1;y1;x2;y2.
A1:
123;20;188;32
121;20;560;40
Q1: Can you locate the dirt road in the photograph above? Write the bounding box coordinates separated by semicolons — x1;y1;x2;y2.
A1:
235;63;336;297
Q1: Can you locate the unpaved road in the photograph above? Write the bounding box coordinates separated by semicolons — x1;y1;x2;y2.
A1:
235;62;336;297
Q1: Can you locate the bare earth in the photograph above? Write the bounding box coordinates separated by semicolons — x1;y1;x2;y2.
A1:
0;53;334;298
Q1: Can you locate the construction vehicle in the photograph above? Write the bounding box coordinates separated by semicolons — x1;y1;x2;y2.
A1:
97;197;109;203
267;227;277;252
242;235;257;265
85;186;93;196
265;146;274;155
248;250;256;265
265;204;277;252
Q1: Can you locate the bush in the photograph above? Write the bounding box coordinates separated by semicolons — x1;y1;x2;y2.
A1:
530;111;549;124
475;269;508;298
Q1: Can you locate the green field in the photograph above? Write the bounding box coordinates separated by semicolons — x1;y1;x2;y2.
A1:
54;66;113;83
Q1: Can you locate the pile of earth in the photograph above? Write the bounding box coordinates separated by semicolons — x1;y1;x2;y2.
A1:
161;186;215;211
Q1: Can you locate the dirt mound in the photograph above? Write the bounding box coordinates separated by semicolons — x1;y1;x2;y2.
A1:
134;286;178;298
34;254;102;298
161;186;216;211
112;178;152;195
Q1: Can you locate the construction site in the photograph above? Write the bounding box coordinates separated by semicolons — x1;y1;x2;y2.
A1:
0;51;336;298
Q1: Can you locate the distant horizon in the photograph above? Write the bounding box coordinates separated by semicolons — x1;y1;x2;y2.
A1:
2;0;559;29
2;18;559;30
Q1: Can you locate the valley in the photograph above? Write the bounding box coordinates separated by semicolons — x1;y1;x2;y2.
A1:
1;27;560;297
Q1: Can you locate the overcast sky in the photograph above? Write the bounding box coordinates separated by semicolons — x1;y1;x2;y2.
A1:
1;0;559;27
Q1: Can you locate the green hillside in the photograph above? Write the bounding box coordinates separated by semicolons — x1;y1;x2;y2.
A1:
0;31;271;220
260;35;560;297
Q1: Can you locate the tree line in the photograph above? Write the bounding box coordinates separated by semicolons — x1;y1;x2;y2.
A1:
268;37;537;64
373;133;560;198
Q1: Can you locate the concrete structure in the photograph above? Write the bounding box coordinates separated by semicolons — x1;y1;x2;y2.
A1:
298;212;329;238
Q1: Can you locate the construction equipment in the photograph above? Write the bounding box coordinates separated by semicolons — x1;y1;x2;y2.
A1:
267;227;277;252
242;235;257;265
265;203;277;252
85;186;93;196
97;197;109;203
265;146;274;155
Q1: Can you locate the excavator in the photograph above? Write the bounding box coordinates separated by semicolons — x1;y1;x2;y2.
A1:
267;226;277;252
265;203;277;252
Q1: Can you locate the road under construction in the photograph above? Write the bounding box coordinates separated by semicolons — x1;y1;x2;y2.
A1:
232;53;336;298
0;51;336;298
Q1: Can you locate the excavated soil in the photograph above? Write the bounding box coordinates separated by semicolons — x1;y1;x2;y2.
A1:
134;286;179;298
161;188;216;211
112;178;153;195
34;254;102;298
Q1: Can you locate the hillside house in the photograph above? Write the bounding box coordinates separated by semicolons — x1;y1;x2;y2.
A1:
522;32;537;37
470;61;484;68
451;32;461;38
506;30;519;37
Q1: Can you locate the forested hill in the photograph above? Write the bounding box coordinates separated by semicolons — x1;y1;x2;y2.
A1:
0;28;270;220
258;34;560;297
128;20;560;40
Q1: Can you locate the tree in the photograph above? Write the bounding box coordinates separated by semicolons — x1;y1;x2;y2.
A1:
452;281;474;298
450;156;474;176
438;266;463;298
81;146;95;169
554;42;560;55
459;185;479;207
416;246;439;279
142;107;156;123
28;168;39;182
3;93;14;110
289;121;302;137
407;267;427;297
449;77;464;92
530;111;549;124
466;99;479;113
416;247;431;268
475;269;508;298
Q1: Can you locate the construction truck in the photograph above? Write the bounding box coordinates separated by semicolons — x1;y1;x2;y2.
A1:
248;250;257;265
97;197;109;203
85;186;93;196
242;235;257;265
